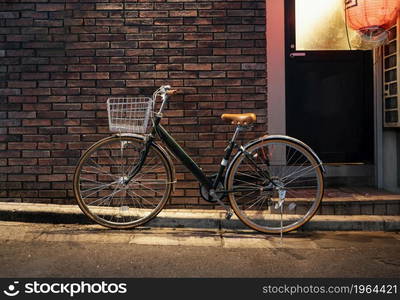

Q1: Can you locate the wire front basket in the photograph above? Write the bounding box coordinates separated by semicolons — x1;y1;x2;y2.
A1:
107;97;153;134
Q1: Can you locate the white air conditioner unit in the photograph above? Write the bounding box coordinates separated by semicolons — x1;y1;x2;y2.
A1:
383;17;400;128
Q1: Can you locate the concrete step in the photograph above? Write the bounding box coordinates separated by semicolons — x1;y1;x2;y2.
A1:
0;202;398;232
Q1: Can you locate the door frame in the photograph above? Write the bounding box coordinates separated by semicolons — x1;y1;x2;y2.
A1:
266;0;379;186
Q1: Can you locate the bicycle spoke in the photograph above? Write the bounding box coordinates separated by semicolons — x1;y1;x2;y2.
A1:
75;136;172;228
227;139;323;233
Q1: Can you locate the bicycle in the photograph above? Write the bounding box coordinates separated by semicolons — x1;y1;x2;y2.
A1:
73;85;325;234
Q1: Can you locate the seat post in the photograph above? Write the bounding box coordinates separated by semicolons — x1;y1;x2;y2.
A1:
231;125;242;143
210;125;242;202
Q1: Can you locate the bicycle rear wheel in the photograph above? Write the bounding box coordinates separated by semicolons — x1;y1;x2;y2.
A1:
73;135;173;229
225;137;324;233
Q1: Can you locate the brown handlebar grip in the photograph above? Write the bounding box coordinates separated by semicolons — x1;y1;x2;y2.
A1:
166;89;178;95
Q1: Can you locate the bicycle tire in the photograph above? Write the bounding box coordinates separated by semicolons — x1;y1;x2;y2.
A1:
73;135;173;229
225;137;324;233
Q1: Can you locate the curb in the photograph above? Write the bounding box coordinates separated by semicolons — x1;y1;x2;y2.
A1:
0;202;399;231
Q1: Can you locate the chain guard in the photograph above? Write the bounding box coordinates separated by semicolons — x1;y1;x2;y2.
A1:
200;174;226;203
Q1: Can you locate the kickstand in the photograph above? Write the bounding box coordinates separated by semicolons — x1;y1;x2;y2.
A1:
280;204;283;247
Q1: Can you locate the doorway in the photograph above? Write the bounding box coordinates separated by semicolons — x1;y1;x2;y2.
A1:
284;0;374;164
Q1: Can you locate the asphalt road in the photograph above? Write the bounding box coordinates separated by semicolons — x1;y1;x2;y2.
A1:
0;221;399;278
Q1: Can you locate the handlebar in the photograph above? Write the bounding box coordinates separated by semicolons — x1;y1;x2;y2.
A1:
153;85;178;116
166;89;178;96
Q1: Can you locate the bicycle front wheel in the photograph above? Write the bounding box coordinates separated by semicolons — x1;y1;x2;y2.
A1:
73;135;173;229
226;137;324;233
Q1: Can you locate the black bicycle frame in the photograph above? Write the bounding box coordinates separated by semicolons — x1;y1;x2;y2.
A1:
126;114;273;193
152;115;235;191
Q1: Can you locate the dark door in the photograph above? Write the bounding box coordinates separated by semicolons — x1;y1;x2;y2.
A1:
285;0;374;164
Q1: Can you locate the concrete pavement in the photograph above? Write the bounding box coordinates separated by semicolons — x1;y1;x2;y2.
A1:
2;220;399;249
0;221;399;277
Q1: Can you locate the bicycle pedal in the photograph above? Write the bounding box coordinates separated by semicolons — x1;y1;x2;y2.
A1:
225;211;233;220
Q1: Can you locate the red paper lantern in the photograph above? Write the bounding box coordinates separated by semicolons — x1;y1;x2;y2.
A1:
345;0;400;34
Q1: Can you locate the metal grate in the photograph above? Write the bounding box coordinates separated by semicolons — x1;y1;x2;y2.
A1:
384;17;400;128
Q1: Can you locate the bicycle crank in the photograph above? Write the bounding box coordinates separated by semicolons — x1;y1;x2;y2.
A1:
209;189;233;220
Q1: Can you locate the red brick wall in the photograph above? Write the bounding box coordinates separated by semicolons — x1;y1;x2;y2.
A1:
0;0;266;207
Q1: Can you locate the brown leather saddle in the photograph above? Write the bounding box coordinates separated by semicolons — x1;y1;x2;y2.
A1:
221;113;257;125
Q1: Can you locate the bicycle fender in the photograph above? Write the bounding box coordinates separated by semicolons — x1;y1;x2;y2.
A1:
224;134;325;188
255;135;325;174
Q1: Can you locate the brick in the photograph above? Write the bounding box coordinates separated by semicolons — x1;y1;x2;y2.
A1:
199;71;226;78
184;33;213;40
67;111;95;118
213;79;241;86
0;12;20;19
96;4;123;10
21;73;49;80
184;48;213;56
8;111;37;119
38;142;67;150
81;88;110;95
168;71;197;79
22;88;50;96
140;11;168;18
51;88;80;95
110;72;139;80
96;19;124;26
96;49;124;56
38;174;66;182
139;41;168;48
37;111;66;119
68;65;96;72
39;190;67;198
213;63;241;71
22;120;51;127
67;42;109;49
154;18;183;26
7;81;35;89
184;64;212;71
8;175;36;182
36;4;65;11
126;46;154;56
214;48;241;55
169;26;197;33
227;25;255;32
0;89;21;96
97;80;125;87
23;135;50;142
125;3;154;10
38;96;66;103
154;33;184;41
39;80;66;88
170;11;198;17
97;65;126;72
23;166;51;174
125;18;153;26
110;41;138;48
38;158;67;166
169;41;196;48
9;127;36;135
38;127;66;135
184;17;212;25
241;63;265;70
0;166;22;174
67;80;95;88
8;158;37;166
